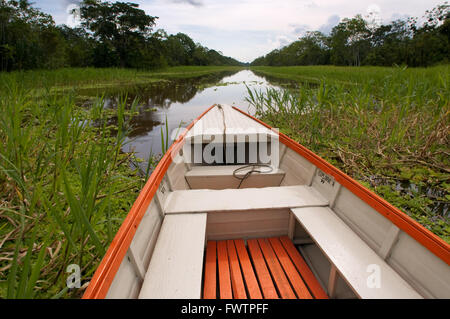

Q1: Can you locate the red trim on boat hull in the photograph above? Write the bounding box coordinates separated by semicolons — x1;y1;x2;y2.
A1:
82;105;216;299
232;106;450;266
83;104;450;299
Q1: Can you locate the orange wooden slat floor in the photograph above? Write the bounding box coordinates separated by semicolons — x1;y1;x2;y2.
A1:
203;236;329;299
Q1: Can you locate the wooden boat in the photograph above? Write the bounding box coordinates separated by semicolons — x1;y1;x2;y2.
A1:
83;104;450;299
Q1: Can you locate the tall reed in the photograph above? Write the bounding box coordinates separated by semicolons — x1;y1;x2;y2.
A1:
0;78;141;298
246;66;449;241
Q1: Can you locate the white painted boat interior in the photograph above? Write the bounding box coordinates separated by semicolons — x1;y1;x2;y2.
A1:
292;206;421;299
105;104;450;299
185;165;285;189
138;213;207;299
184;103;277;144
164;185;328;214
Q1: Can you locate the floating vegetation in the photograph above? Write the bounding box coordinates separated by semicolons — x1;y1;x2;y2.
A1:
247;65;450;242
0;66;247;299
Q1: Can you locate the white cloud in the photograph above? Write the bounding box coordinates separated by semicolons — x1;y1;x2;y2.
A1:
169;0;204;6
289;24;311;37
35;0;446;62
389;12;411;22
269;35;293;50
366;3;382;28
318;14;340;34
65;4;81;27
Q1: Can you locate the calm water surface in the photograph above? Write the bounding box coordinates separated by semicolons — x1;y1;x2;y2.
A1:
80;69;448;217
116;70;288;161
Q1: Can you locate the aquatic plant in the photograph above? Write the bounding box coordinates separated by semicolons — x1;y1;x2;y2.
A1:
247;65;450;241
0;80;141;298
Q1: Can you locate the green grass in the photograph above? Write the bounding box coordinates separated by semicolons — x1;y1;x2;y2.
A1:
0;66;244;93
247;65;450;242
0;64;448;299
251;65;448;87
0;65;243;299
0;73;153;299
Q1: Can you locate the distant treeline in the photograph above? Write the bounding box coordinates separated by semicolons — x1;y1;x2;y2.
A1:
0;0;242;72
252;3;449;67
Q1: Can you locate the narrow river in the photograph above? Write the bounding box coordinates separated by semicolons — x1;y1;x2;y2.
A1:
81;68;447;218
116;69;289;162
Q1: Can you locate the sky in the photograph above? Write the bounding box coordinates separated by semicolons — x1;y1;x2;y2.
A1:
33;0;445;63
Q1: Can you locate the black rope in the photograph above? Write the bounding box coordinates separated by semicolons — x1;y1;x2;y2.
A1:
233;164;273;189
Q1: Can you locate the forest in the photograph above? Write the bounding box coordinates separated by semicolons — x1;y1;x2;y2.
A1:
0;0;242;71
251;3;449;67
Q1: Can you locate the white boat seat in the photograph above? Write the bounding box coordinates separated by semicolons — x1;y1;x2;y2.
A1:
164;185;329;214
184;104;277;143
138;213;207;299
291;206;423;299
185;165;285;189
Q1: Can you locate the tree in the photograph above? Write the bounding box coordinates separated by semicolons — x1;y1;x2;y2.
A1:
0;0;65;70
58;26;95;67
295;31;330;65
364;20;412;66
163;33;196;65
78;0;158;67
409;3;449;66
329;15;370;66
251;3;448;68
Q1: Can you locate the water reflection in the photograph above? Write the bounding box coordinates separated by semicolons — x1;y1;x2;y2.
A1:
109;69;285;160
250;70;321;89
80;70;292;168
79;70;448;218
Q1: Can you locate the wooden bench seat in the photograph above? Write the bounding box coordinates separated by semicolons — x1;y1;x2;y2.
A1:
185;165;285;189
164;185;328;214
291;207;423;299
203;236;329;299
138;213;207;299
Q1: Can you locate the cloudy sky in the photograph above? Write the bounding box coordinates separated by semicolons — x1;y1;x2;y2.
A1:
34;0;444;62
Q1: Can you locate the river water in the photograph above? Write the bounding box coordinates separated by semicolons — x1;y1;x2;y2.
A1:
79;68;447;218
114;69;288;160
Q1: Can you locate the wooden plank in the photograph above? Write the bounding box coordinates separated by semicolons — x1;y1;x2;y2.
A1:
234;239;262;299
217;240;232;299
291;207;422;299
185;104;277;144
227;240;247;299
257;238;296;299
247;239;278;299
279;236;329;299
185;165;284;177
165;185;328;214
203;241;217;299
268;237;312;299
138;213;206;299
83;105;216;300
206;209;289;241
234;105;450;268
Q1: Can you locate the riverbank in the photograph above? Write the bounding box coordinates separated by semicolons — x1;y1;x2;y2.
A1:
0;66;242;299
1;65;448;299
248;65;449;242
250;65;448;86
0;66;244;93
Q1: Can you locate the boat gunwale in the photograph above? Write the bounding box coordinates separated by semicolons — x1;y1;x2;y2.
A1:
82;104;216;299
232;106;450;266
83;104;450;300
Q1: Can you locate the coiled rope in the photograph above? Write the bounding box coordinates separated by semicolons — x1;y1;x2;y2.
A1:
233;164;273;189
